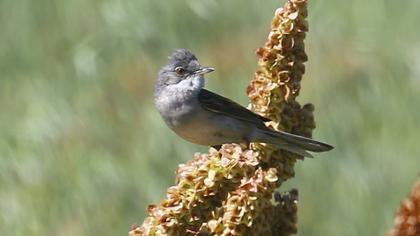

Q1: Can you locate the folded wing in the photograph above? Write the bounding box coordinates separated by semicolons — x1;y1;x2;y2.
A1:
198;89;270;125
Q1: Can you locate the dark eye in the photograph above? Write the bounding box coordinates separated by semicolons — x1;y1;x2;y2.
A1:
175;67;185;75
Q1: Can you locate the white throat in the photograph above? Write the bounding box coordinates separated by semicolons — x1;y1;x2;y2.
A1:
177;76;204;92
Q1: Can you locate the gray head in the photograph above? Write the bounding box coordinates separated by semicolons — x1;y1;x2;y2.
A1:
155;49;214;94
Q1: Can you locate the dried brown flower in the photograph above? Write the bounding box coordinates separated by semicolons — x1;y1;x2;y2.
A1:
388;178;420;236
135;0;315;235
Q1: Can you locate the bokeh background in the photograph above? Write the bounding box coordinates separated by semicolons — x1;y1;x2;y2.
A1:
1;0;420;235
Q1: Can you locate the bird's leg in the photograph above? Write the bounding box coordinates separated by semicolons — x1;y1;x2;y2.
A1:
241;137;252;149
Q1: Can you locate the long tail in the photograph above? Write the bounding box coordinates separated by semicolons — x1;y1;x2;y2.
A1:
255;128;334;157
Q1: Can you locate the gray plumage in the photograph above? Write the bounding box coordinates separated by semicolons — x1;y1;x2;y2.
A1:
154;49;333;157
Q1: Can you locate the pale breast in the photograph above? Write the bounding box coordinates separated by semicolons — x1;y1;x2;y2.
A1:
155;85;200;128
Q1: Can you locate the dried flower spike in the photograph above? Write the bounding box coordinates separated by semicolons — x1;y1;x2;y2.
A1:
135;0;315;235
388;178;420;236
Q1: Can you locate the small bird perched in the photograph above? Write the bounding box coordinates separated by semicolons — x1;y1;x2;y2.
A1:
154;49;333;157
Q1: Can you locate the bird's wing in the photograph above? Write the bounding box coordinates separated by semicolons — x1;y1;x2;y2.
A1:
198;89;270;124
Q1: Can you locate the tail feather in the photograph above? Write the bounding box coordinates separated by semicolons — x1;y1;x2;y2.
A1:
256;128;333;157
280;144;313;158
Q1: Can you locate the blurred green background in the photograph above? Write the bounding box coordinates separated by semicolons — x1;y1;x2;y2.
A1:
1;0;420;235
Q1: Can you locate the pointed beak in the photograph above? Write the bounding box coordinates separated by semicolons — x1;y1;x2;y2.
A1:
194;67;215;76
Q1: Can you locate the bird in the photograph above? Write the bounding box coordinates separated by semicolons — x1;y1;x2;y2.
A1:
154;49;333;157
